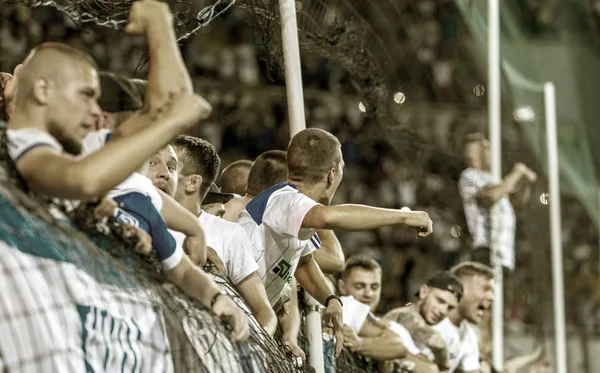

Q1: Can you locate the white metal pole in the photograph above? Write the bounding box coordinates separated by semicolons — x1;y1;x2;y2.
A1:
544;82;567;373
279;0;307;138
278;1;324;372
488;0;504;370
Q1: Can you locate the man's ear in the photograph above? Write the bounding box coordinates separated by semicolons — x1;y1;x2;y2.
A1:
186;174;203;193
418;284;430;300
327;168;336;188
337;278;346;295
32;78;50;105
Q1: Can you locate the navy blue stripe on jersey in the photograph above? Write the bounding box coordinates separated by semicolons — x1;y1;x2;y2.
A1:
310;235;321;249
105;131;112;143
13;143;57;162
113;192;177;264
246;182;297;225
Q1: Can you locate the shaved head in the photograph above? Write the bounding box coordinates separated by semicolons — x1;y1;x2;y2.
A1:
14;42;101;154
220;159;253;195
246;150;288;197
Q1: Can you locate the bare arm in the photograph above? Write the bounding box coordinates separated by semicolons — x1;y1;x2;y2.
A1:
158;189;204;236
478;167;525;207
351;314;408;360
279;278;305;359
295;253;337;305
16;97;207;199
125;0;192;111
302;205;432;237
313;229;345;274
504;346;543;373
380;355;440;373
510;178;532;207
166;255;249;342
235;272;277;336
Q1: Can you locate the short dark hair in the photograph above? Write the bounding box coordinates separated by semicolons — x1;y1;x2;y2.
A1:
451;261;494;280
246;150;288;196
287;128;342;183
172;135;220;201
220;160;253;195
341;255;381;280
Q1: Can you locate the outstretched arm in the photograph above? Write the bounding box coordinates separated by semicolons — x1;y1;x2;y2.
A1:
302;205;432;237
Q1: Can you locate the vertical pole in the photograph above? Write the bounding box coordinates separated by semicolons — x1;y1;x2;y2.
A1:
279;0;307;137
488;0;504;370
544;82;567;373
278;1;324;372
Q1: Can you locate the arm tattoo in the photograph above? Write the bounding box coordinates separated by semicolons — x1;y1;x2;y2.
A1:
412;326;449;367
392;310;426;334
366;313;389;330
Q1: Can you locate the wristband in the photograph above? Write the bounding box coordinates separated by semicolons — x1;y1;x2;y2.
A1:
324;295;342;308
210;290;228;310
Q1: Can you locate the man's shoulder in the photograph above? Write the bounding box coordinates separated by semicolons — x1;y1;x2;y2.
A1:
7;128;62;159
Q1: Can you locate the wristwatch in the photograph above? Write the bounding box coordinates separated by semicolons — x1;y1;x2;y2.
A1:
210;290;228;310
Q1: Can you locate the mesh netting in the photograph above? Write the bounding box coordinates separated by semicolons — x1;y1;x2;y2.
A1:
0;0;235;41
0;122;308;372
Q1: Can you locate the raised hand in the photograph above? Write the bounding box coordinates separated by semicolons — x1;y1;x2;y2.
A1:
401;210;433;237
124;0;172;36
163;92;212;130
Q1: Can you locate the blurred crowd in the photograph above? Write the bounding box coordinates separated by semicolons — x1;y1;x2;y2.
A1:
1;0;598;335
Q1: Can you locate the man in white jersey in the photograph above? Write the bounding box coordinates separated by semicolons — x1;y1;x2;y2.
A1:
151;135;277;336
459;133;537;270
385;271;464;370
333;256;411;360
238;128;434;357
5;1;249;343
337;255;438;373
432;262;494;373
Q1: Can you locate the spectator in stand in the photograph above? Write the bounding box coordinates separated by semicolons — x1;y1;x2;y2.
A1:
459;132;537;270
338;255;439;373
432;262;494;373
155;135;277;336
220;159;253;195
238;128;434;358
384;271;463;370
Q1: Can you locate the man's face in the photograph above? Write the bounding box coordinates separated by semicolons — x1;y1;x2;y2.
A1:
339;267;382;311
457;275;494;325
147;145;178;197
47;64;101;155
419;287;458;325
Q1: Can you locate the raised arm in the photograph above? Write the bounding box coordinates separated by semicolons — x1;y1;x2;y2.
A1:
302;205;433;237
124;0;193;110
16;93;209;199
313;229;345;274
279;278;305;359
478;163;532;207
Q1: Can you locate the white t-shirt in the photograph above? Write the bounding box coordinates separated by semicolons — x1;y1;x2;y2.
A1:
7;128;183;270
388;321;421;355
198;211;258;285
340;295;371;333
432;318;480;373
458;167;516;269
237;183;321;306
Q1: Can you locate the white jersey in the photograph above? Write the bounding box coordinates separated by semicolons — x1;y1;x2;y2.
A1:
7;128;183;270
340;295;371;333
237;183;321;306
458;167;516;269
432;318;480;373
198;212;258;285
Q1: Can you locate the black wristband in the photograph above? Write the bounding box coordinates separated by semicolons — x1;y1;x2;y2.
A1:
324;295;342;308
210;290;228;310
